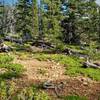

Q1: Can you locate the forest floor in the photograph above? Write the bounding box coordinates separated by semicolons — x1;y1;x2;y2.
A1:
14;59;67;80
0;42;100;100
12;53;100;100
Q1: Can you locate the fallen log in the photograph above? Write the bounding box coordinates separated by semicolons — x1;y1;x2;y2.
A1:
0;43;12;52
83;61;100;69
94;62;100;66
4;36;23;44
31;40;55;50
61;48;72;55
61;48;88;59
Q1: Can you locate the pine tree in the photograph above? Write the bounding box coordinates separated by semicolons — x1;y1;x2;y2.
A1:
16;0;33;40
42;0;63;43
61;0;99;44
0;1;4;35
32;0;39;39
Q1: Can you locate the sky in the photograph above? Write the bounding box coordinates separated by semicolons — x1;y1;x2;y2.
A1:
3;0;40;5
3;0;100;5
4;0;17;5
96;0;100;5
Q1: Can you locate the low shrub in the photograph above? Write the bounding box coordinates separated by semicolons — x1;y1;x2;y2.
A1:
0;81;50;100
0;54;14;64
0;54;24;79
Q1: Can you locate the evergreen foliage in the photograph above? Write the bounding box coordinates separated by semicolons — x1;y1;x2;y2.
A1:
0;0;100;44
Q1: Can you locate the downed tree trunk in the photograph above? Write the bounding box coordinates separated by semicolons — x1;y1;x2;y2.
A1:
61;48;73;55
0;43;12;52
61;48;88;59
31;40;55;50
83;61;100;69
94;62;100;66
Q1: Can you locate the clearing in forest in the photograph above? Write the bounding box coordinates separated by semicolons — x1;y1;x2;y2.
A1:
13;55;100;100
14;58;67;81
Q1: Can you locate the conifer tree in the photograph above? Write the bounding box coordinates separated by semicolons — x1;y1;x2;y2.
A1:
61;0;100;44
16;0;32;40
0;1;4;35
32;0;39;39
42;0;63;43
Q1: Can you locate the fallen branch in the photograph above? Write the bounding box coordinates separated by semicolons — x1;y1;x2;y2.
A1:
0;43;12;52
43;81;64;97
83;61;100;69
31;40;55;50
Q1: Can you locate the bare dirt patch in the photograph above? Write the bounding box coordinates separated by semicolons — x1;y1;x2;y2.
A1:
44;79;100;100
13;58;100;100
14;59;68;80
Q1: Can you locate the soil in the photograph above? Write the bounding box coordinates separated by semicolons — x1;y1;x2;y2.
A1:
13;57;100;100
14;59;67;80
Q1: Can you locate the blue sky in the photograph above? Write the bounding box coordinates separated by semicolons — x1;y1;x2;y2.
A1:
4;0;40;5
4;0;17;5
4;0;100;5
96;0;100;5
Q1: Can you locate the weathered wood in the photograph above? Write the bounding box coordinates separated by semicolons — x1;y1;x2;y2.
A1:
31;40;55;50
61;48;88;58
83;61;100;69
0;43;12;52
43;80;55;89
4;36;23;44
94;62;100;66
43;81;64;97
61;48;72;55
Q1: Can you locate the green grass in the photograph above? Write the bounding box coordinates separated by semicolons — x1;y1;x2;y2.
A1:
63;95;87;100
0;81;89;100
89;51;100;60
0;81;50;100
0;63;24;79
0;54;14;64
0;54;24;79
4;41;31;52
33;53;100;81
0;42;99;81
